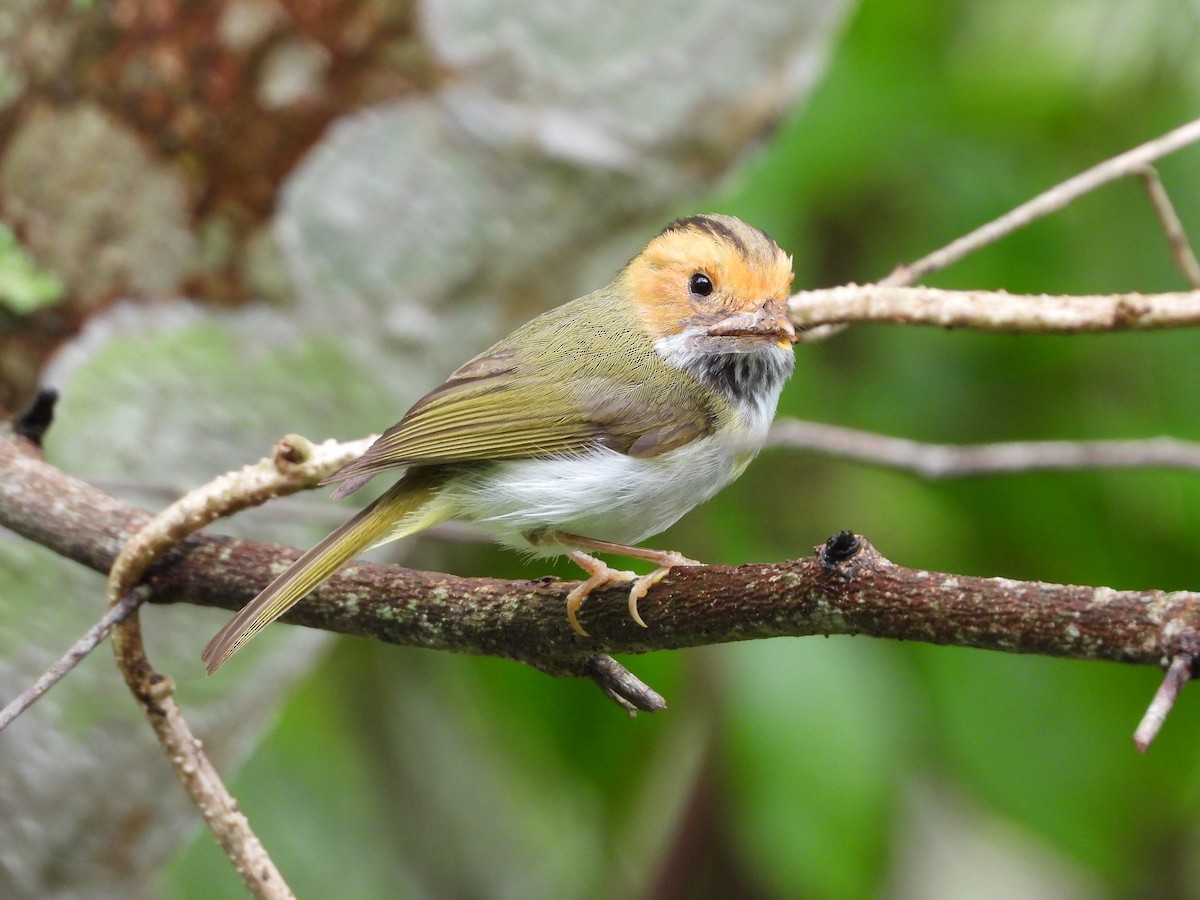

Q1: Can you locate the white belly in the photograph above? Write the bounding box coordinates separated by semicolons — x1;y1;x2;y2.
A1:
438;339;789;555
441;433;758;554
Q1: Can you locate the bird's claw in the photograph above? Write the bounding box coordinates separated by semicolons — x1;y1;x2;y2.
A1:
626;570;665;628
626;552;701;627
564;548;701;635
565;563;636;637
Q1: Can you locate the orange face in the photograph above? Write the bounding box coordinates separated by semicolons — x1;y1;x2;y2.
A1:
624;214;795;343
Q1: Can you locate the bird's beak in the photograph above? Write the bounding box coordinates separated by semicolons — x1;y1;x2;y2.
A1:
707;300;797;347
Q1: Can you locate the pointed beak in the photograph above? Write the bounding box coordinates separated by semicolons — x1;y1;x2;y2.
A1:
707;300;797;347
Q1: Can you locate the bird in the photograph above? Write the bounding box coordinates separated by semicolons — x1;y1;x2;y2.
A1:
202;214;796;674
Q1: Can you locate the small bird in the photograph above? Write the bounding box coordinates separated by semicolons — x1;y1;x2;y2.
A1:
202;214;796;673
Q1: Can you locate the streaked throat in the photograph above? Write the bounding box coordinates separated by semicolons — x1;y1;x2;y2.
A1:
654;330;794;413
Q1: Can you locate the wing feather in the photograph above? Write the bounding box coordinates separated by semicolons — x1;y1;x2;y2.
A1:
324;292;719;493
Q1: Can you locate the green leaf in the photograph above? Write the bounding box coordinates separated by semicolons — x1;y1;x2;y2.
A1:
0;224;64;315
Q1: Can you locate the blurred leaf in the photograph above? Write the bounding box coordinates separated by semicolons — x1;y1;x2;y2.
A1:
915;645;1200;888
0;223;63;315
721;639;919;898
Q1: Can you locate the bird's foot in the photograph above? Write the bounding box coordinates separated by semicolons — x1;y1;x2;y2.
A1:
565;551;636;637
565;548;701;636
624;551;701;628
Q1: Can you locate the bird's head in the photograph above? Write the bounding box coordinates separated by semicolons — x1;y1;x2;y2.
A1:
625;214;795;352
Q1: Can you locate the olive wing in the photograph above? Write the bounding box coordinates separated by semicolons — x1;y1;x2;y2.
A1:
324;347;715;496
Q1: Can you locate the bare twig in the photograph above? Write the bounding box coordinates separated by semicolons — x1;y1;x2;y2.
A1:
107;598;293;898
107;434;376;589
883;116;1200;285
583;654;668;715
0;592;139;731
97;433;373;899
0;435;375;733
766;420;1200;477
1133;652;1194;752
788;284;1200;332
1138;166;1200;288
786;119;1200;342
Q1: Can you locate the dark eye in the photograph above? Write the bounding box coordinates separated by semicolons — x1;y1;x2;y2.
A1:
688;272;714;297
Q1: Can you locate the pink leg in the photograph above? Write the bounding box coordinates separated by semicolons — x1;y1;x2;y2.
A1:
564;551;637;637
557;534;702;634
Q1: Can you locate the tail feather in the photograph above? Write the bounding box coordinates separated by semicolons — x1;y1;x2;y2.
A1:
202;476;441;674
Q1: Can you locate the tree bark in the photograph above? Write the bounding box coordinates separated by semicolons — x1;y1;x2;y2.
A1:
3;426;1196;681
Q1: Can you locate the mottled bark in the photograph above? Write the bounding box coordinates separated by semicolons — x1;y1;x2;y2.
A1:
3;425;1196;681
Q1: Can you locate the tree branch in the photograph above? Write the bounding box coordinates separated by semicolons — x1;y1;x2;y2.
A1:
788;285;1200;332
766;420;1200;476
3;427;1198;692
0;592;139;730
784;118;1200;334
98;434;371;898
882;116;1200;285
1133;652;1197;753
1138;166;1200;289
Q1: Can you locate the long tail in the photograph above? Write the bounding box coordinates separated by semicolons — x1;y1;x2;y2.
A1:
201;474;444;674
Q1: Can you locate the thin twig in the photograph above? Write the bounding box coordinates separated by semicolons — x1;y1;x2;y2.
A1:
100;434;373;899
107;601;294;898
1133;653;1194;752
882;116;1200;285
765;420;1200;477
1138;166;1200;288
583;654;668;715
105;434;376;595
788;285;1200;332
0;592;139;731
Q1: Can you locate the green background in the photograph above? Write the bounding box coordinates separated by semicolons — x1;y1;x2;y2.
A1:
166;1;1200;896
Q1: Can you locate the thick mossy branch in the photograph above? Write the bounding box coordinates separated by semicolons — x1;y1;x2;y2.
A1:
3;428;1198;678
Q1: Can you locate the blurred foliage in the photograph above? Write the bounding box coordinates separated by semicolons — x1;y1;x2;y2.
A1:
163;0;1200;897
0;223;63;315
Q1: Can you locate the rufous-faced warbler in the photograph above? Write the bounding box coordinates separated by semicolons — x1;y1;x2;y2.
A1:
202;214;796;673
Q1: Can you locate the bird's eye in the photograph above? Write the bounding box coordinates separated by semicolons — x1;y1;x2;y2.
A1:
688;273;714;297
